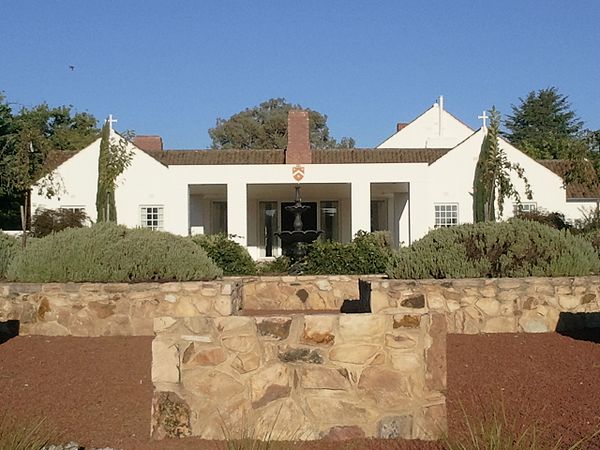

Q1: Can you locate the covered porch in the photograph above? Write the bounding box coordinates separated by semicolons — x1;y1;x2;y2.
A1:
188;182;410;259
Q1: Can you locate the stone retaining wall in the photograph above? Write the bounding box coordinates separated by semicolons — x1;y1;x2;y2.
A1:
0;281;242;336
1;275;599;336
151;310;446;440
241;275;600;333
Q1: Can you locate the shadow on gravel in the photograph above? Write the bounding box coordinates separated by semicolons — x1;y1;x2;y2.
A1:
0;320;19;344
556;312;600;343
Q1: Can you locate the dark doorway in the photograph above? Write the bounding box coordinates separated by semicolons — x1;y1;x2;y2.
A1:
281;202;317;255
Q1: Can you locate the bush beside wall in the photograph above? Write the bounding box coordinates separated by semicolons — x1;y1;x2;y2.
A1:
7;223;222;282
388;219;600;279
303;231;393;275
0;233;19;279
191;233;256;276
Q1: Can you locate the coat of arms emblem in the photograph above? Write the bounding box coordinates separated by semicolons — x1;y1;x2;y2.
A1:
292;165;305;181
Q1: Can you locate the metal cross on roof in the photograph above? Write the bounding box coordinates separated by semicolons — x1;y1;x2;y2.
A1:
478;110;489;128
106;114;118;131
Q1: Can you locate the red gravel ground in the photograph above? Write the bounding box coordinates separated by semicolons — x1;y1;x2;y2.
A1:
1;333;599;450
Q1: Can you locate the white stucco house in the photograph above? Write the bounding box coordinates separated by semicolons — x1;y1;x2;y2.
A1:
32;98;599;259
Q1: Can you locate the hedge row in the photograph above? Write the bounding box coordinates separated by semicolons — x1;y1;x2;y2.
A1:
6;223;221;282
387;219;600;279
1;219;598;282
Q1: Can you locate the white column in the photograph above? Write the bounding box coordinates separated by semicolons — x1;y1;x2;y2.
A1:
351;181;371;238
227;181;247;247
165;184;190;236
408;181;431;244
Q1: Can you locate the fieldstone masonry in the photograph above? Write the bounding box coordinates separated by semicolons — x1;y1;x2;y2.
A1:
0;281;242;336
240;275;600;334
2;276;598;336
151;310;447;440
2;275;599;442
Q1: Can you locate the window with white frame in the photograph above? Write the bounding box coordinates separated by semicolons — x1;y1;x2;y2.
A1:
434;203;458;227
140;206;164;230
513;202;537;215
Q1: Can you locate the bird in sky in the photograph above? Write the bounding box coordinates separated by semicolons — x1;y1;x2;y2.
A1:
69;65;75;71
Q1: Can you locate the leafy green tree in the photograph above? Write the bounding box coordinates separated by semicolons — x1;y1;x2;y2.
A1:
0;109;54;246
0;93;99;234
208;98;355;149
473;107;532;222
15;103;98;151
503;87;584;159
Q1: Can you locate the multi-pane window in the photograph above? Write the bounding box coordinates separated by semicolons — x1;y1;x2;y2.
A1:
60;206;85;214
513;202;537;215
434;203;458;227
140;206;164;230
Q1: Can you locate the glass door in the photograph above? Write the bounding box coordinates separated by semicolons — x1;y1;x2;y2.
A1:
320;201;339;241
259;201;278;257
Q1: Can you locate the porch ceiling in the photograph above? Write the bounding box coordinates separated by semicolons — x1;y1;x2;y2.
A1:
247;183;351;199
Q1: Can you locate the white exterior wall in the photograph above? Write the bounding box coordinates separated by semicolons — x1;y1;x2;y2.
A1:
32;132;172;227
31;139;101;218
377;103;473;149
426;128;589;230
30;108;597;258
113;141;171;228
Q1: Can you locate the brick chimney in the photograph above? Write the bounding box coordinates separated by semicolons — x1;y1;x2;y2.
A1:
286;110;311;164
396;122;408;132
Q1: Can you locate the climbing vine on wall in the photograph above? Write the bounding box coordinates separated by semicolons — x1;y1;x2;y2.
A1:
95;120;133;222
473;107;532;222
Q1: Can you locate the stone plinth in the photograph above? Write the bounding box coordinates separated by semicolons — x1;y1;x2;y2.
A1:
151;310;447;441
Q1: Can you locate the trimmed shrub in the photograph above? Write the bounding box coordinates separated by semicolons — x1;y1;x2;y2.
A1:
256;256;290;275
580;229;600;253
7;223;222;282
302;231;393;275
31;207;88;238
0;233;19;279
191;233;256;276
515;209;571;230
388;219;600;279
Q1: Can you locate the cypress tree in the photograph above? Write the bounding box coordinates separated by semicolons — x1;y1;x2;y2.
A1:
473;107;532;222
96;121;117;222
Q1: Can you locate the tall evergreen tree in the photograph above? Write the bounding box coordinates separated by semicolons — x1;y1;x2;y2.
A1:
503;87;584;159
95;120;133;223
473;107;532;222
95;122;115;222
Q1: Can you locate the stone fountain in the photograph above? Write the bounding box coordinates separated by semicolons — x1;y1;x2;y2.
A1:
276;185;323;266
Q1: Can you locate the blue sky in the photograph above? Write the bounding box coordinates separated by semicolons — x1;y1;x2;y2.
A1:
2;1;599;149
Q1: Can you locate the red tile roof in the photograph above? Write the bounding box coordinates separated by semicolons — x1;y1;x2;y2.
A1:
41;147;599;200
538;160;600;200
133;135;163;152
312;148;449;164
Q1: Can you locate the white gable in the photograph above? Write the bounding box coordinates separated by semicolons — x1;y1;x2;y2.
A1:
32;130;170;224
427;128;579;222
377;101;474;149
